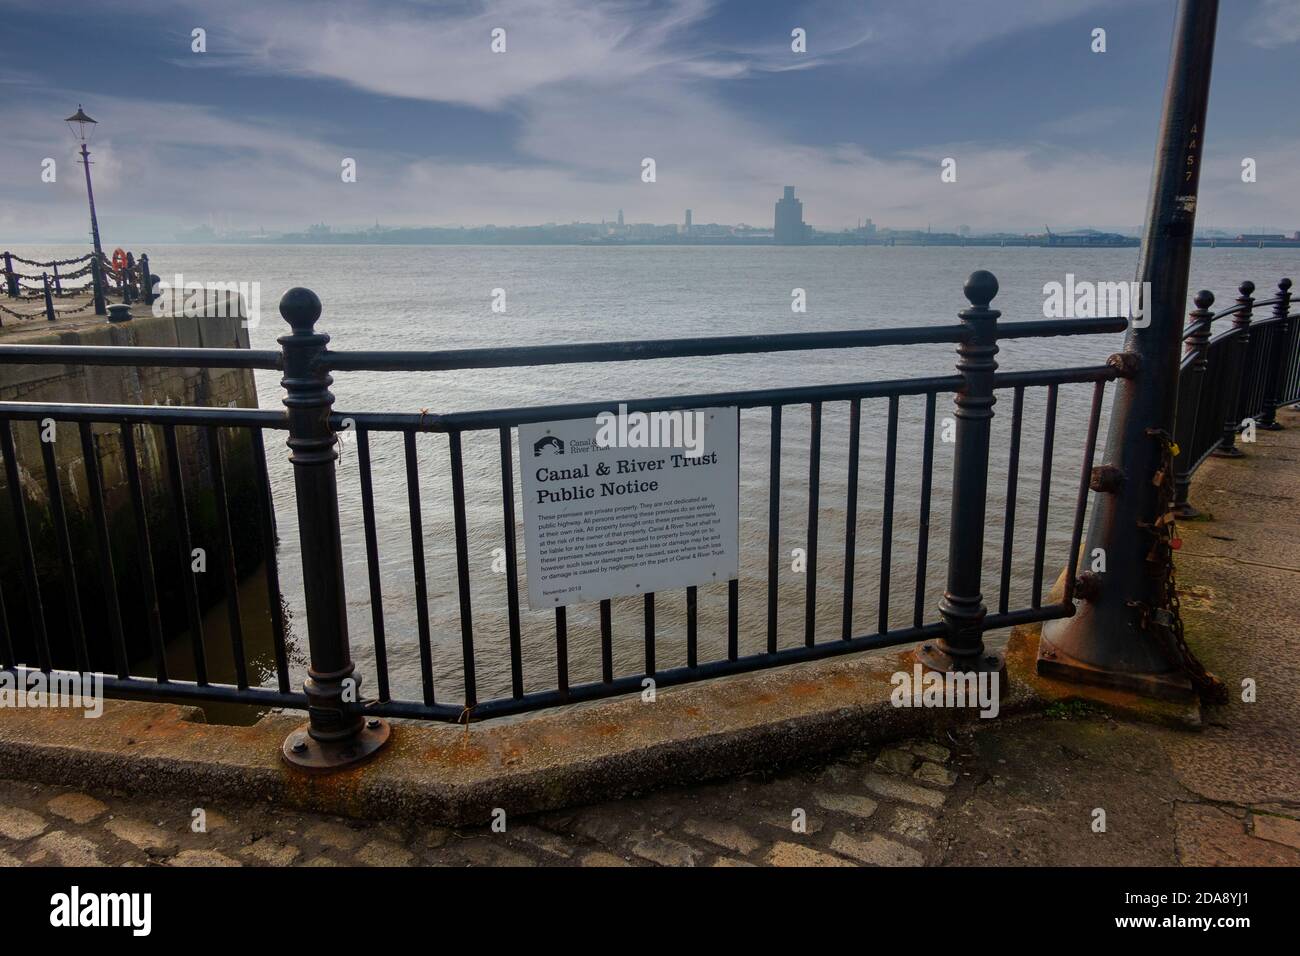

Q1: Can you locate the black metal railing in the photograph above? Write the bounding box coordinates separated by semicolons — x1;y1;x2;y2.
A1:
0;269;1294;764
1173;277;1296;515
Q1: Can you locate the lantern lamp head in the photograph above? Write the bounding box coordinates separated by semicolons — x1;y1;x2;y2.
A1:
65;105;97;144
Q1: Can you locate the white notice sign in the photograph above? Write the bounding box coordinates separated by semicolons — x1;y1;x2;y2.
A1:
520;407;739;609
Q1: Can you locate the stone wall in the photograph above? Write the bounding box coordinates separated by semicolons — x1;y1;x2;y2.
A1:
0;306;266;674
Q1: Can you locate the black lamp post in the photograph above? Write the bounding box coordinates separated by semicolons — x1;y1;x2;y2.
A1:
65;106;103;261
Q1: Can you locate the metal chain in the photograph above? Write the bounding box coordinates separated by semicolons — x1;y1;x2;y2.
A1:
7;252;94;268
1136;427;1228;704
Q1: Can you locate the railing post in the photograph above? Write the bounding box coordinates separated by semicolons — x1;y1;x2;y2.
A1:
52;262;62;296
1257;277;1293;429
914;269;1005;680
1172;290;1214;516
138;253;154;305
122;252;135;305
277;287;390;770
2;252;16;298
1212;281;1254;458
90;255;106;316
42;273;55;322
1038;0;1219;701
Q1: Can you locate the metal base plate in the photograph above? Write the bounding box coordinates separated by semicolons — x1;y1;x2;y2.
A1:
1037;632;1195;702
914;642;1006;677
281;719;391;772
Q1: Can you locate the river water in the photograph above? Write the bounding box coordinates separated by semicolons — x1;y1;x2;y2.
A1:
15;243;1299;711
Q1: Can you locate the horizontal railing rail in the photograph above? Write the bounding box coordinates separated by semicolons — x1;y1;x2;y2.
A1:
0;269;1293;766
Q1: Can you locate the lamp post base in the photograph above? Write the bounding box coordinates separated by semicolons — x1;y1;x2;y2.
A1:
1038;620;1195;702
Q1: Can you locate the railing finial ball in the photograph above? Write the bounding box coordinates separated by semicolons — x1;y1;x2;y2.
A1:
1279;277;1293;292
1193;289;1214;310
1238;280;1255;297
963;269;999;308
280;287;321;332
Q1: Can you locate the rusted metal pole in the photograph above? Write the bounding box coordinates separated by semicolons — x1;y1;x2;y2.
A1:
1039;0;1219;699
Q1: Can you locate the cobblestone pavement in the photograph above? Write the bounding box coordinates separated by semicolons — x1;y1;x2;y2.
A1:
2;717;1297;867
0;735;963;867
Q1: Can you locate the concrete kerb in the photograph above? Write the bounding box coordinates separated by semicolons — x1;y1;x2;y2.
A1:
0;622;1200;826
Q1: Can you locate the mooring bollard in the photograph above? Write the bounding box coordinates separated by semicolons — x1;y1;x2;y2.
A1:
1172;290;1213;516
1257;277;1293;430
1213;281;1254;459
278;287;391;770
914;269;1004;680
42;273;55;322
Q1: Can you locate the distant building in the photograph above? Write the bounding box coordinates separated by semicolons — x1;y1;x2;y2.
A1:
774;187;805;245
684;209;692;234
617;209;624;227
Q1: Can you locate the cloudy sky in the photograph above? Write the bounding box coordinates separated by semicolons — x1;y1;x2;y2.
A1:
2;0;1299;241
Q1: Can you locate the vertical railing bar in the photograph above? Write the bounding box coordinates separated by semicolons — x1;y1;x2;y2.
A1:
355;429;390;702
686;586;698;667
913;392;937;628
766;404;781;653
403;430;436;705
250;427;290;694
206;426;247;689
40;425;89;672
840;398;861;640
804;401;822;647
79;421;128;678
727;578;739;661
643;592;656;676
877;395;899;633
998;386;1025;614
163;425;207;684
120;423;167;681
1031;384;1059;607
600;599;613;683
498;427;524;699
448;431;477;709
0;420;50;669
555;606;569;694
1064;381;1106;601
0;564;10;668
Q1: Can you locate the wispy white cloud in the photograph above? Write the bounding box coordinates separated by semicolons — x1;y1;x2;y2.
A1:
2;0;1296;240
1244;0;1300;47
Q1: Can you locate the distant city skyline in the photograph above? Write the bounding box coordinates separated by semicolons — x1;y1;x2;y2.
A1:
3;1;1299;244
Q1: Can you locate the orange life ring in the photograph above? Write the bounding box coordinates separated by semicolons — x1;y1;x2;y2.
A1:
111;248;127;273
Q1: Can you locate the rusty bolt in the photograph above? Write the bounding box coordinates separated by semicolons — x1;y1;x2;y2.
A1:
1090;464;1125;493
290;734;309;753
1075;571;1103;602
366;718;382;730
1107;352;1141;378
